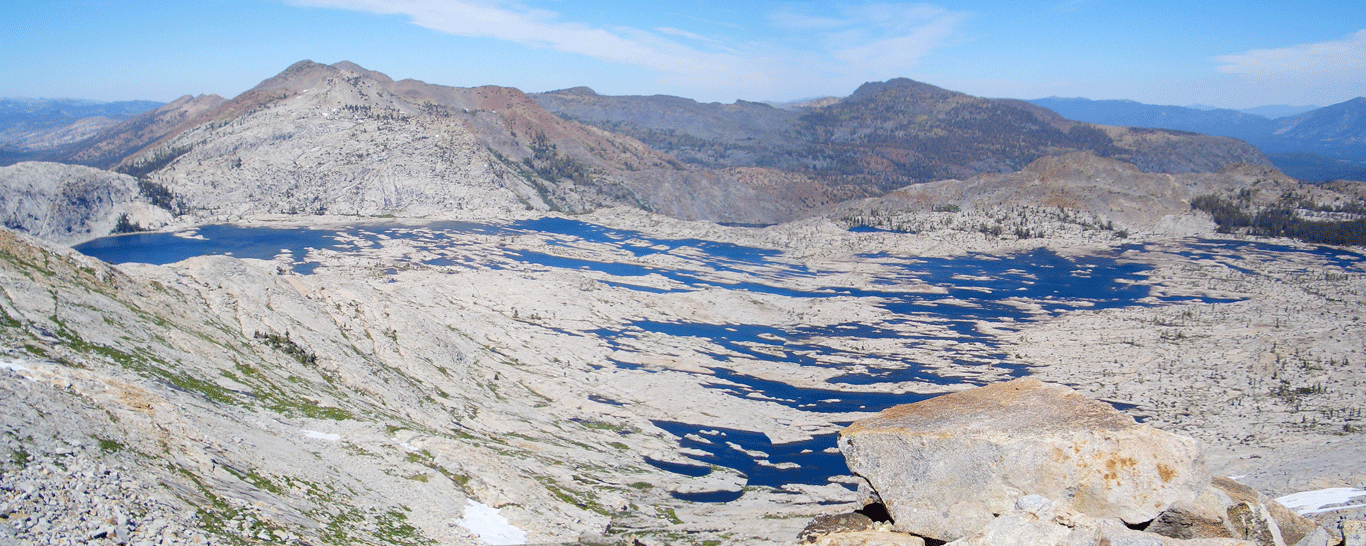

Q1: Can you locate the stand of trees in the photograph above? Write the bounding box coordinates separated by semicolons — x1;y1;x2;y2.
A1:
1191;194;1366;246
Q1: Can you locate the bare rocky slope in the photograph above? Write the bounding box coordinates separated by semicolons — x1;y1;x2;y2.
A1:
536;77;1272;204
23;61;1273;226
91;61;830;224
3;154;1365;544
822;152;1356;240
0;226;703;545
51;94;228;170
0;99;164;163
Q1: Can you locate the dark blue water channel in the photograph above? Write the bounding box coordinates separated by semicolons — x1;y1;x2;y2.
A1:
76;220;1363;502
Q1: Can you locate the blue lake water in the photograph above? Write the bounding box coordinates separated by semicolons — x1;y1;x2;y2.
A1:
74;220;1364;502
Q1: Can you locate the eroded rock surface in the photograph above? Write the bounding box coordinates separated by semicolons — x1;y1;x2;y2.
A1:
0;162;169;244
948;494;1257;546
839;378;1209;541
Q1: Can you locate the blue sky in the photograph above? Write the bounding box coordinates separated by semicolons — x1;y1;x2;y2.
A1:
3;0;1363;108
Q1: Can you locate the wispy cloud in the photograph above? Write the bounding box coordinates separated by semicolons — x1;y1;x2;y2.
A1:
1215;29;1366;82
654;26;715;43
292;0;965;100
295;0;746;79
772;4;965;80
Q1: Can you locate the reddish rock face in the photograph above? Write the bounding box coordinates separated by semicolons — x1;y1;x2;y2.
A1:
839;378;1210;541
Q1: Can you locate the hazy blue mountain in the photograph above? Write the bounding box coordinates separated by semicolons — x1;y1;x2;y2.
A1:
1186;103;1318;118
1241;104;1320;119
0;98;164;125
1028;97;1275;140
1030;96;1366;181
1269;98;1366;157
537;79;1268;200
0;98;164;163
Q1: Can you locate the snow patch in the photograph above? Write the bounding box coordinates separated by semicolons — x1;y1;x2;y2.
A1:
0;359;31;373
0;359;35;381
303;430;340;442
458;500;526;545
1275;487;1366;515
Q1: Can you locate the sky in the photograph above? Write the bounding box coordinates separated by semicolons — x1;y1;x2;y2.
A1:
2;0;1363;109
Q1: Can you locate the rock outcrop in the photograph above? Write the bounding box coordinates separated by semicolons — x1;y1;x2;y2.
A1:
0;161;170;244
1146;477;1336;545
823;151;1356;239
833;379;1345;545
1344;520;1366;546
838;378;1209;541
949;494;1257;546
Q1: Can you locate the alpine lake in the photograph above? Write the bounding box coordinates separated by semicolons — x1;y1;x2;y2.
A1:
74;217;1362;503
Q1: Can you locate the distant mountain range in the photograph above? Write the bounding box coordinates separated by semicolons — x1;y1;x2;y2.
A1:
1029;97;1366;181
50;94;226;169
0;61;1291;223
534;77;1268;200
1182;103;1318;118
0;98;164;163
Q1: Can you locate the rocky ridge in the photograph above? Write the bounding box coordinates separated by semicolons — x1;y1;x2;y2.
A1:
824;153;1359;240
98;61;829;224
0;99;164;160
51;95;228;171
18;60;1277;228
536;77;1272;202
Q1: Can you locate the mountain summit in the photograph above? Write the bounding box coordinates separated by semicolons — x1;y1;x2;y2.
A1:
539;76;1270;201
28;62;1276;224
74;61;836;223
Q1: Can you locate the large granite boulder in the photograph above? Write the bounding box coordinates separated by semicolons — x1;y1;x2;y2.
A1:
838;378;1209;541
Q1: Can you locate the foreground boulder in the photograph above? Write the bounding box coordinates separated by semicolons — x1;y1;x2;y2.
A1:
838;378;1209;541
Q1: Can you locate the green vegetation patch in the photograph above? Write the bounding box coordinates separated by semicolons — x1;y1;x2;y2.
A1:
1192;192;1366;246
375;509;432;545
222;464;285;495
254;330;318;365
9;446;31;466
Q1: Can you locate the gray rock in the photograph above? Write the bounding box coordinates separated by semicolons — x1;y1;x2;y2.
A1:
798;512;876;543
1146;499;1235;539
1343;520;1366;546
805;530;926;546
1303;504;1366;540
839;378;1209;541
0;162;169;244
1211;477;1333;546
1147;476;1340;546
949;496;1256;546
